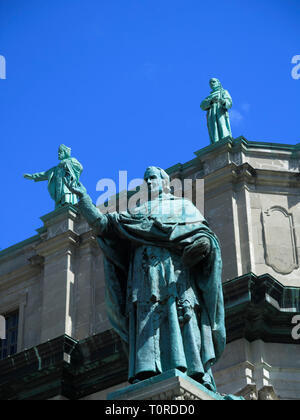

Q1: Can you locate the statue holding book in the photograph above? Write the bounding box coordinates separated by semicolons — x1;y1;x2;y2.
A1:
200;78;233;144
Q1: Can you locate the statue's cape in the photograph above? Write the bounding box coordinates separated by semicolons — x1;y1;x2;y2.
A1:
96;195;226;369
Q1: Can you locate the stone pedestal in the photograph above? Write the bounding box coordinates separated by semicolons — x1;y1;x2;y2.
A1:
107;369;243;400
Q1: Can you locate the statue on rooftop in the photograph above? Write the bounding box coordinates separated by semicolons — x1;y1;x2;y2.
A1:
200;78;233;144
67;166;226;392
24;144;83;209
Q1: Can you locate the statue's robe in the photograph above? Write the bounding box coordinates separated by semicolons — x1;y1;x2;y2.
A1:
200;88;232;144
31;158;83;208
78;193;225;390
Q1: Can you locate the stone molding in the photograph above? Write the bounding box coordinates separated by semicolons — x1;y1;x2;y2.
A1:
36;229;80;259
223;272;300;344
0;263;41;292
258;386;279;400
107;369;242;400
237;384;279;400
0;331;127;400
108;372;215;400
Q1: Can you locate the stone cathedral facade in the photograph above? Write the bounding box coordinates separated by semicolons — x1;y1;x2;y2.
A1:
0;137;299;400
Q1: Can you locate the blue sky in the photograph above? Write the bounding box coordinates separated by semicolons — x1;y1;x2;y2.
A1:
0;0;299;250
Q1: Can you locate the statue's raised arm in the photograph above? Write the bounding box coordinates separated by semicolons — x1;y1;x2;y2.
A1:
65;179;109;236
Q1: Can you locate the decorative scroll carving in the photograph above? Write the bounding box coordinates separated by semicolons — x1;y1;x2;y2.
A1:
262;206;298;274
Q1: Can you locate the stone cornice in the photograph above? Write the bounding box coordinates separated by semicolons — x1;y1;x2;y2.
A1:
194;136;300;160
79;229;99;250
224;272;300;344
203;162;257;194
0;235;41;263
0;263;41;292
40;204;79;225
0;331;127;400
167;137;300;182
202;162;300;196
253;168;300;189
35;230;80;258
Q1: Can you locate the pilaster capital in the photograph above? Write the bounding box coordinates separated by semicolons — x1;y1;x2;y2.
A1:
35;205;81;259
36;230;80;259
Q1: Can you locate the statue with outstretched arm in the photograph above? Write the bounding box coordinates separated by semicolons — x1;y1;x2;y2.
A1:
24;144;83;209
67;167;225;392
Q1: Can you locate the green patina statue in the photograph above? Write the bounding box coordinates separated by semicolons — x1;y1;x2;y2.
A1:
24;144;83;209
200;78;233;144
67;166;226;392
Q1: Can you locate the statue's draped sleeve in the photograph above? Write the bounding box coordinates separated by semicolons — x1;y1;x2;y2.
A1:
31;168;54;182
200;89;232;112
65;158;83;183
31;158;82;184
200;96;212;111
221;89;232;110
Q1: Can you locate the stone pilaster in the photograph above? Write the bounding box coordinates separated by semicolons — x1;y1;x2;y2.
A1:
36;206;80;343
74;230;99;339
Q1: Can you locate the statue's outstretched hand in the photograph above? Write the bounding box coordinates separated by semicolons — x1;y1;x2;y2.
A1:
65;179;87;199
24;174;34;180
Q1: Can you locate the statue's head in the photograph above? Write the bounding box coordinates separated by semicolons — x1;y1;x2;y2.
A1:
144;166;170;198
209;78;222;91
58;144;71;160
